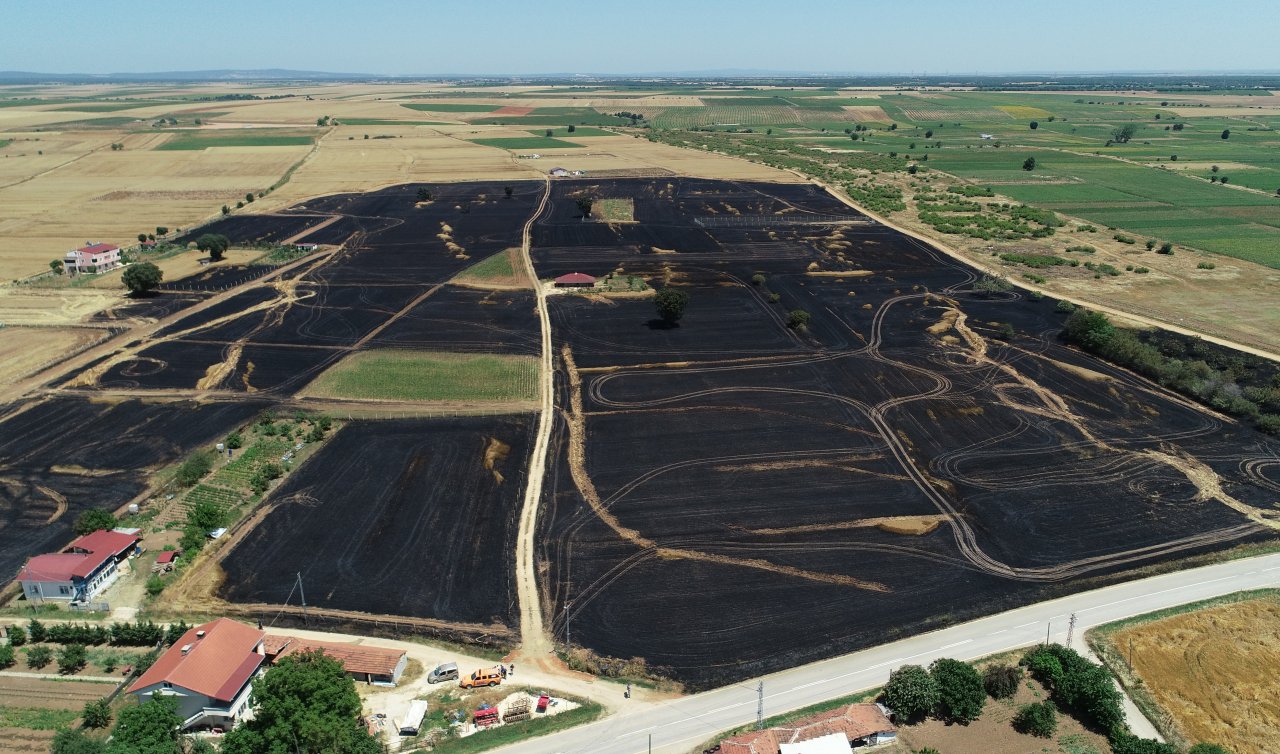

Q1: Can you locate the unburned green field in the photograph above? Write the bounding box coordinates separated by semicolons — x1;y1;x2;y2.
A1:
469;137;583;150
339;118;448;126
304;350;540;403
156;132;316;150
401;102;499;113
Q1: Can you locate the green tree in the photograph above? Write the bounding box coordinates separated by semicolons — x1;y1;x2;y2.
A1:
883;664;940;722
27;644;53;669
195;233;230;262
983;663;1021;699
245;192;255;204
122;262;163;296
416;187;432;202
174;451;214;487
57;643;88;674
222;205;231;215
145;574;166;597
1145;239;1157;250
567;124;576;133
74;508;117;535
221;650;382;754
155;227;168;236
575;197;594;219
8;625;26;647
1110;733;1179;754
1111;124;1138;143
930;658;986;723
504;185;514;197
653;287;690;326
82;697;113;729
1221;129;1230;140
107;695;182;754
138;233;148;243
751;273;766;286
51;729;106;754
50;259;65;274
225;431;243;450
1063;308;1116;351
545;129;554;137
974;274;1012;297
1029;121;1039;130
1013;701;1057;737
0;642;14;669
787;309;811;330
27;619;48;643
1022;156;1037;171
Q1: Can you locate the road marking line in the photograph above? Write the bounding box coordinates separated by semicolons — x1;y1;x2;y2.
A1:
1262;565;1280;572
1075;575;1238;614
1014;621;1038;628
992;629;1007;634
938;640;973;650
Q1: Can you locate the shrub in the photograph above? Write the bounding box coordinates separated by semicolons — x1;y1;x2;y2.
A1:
57;643;87;674
974;275;1013;296
226;431;243;450
930;658;986;723
8;626;26;647
883;664;940;721
1187;745;1232;754
145;574;166;597
81;697;112;729
73;508;116;535
1110;732;1180;754
27;645;53;669
1134;267;1150;274
27;619;47;643
1013;701;1057;737
1113;233;1136;244
175;451;214;487
1197;261;1216;270
1157;242;1174;255
751;273;766;286
0;643;14;669
983;663;1021;699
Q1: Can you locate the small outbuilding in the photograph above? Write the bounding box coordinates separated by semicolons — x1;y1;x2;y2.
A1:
554;272;596;288
263;635;408;685
549;167;570;177
720;703;896;754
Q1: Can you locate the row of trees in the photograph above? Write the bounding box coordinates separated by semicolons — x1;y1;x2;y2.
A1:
6;617;189;648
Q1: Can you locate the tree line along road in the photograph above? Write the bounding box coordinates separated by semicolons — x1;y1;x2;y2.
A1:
496;551;1280;754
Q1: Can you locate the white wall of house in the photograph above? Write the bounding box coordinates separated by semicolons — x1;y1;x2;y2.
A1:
133;679;255;730
21;579;76;601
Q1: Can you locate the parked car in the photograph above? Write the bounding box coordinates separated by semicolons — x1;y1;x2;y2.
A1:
459;666;503;689
427;662;458;684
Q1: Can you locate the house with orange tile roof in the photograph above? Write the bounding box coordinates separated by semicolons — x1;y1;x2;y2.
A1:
129;618;265;731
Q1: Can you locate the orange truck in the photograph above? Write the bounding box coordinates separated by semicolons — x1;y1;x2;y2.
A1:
459;666;504;689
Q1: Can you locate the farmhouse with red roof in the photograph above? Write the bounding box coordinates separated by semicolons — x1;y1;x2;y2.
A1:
719;703;896;754
16;529;139;603
64;242;122;275
129;618;266;731
554;272;596;288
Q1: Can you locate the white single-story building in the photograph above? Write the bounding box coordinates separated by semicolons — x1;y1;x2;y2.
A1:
129;618;266;731
64;243;122;274
17;529;140;603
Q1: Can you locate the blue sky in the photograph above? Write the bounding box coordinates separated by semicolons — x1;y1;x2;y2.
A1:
3;0;1277;75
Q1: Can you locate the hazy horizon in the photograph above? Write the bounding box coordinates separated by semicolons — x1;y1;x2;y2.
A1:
4;0;1278;77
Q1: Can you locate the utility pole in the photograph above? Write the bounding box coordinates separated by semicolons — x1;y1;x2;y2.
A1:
565;598;571;649
1129;638;1134;671
296;572;308;625
1067;613;1077;648
1045;620;1051;646
756;682;765;730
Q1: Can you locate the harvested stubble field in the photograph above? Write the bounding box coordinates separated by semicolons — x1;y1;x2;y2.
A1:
1093;592;1280;754
532;178;1280;690
216;416;535;629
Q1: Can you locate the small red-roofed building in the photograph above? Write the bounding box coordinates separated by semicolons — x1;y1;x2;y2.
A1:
719;703;896;754
17;529;140;603
129;618;265;731
554;272;596;288
263;635;408;685
64;242;122;275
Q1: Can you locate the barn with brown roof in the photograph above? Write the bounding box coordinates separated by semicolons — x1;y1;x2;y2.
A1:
264;635;408;685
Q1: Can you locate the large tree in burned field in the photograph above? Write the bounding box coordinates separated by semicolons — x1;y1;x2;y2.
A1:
575;197;594;220
654;287;690;326
122;262;162;296
195;233;230;262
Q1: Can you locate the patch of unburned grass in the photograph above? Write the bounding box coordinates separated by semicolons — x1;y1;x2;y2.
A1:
303;350;539;403
469;137;583;150
592;198;635;222
156;132;315;150
338;118;448;126
452;249;527;289
524;127;613;138
0;706;79;730
401;102;498;113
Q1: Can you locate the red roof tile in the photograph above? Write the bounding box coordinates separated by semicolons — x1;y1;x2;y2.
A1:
18;553;89;583
18;530;138;583
76;243;119;255
554;272;596;284
720;704;894;754
267;635;405;677
130;618;264;701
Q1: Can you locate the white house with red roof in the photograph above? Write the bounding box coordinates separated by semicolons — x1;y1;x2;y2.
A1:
17;529;139;603
130;618;266;731
64;242;122;274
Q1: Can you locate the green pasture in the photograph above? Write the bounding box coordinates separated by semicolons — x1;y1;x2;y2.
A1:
304;350;539;403
469;137;583;150
339;118;448;126
156;132;315;150
54;101;165;112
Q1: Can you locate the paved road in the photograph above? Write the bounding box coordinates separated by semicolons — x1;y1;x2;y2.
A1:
495;552;1280;754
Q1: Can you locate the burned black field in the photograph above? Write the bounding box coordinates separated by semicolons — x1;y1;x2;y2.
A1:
67;181;545;395
0;397;266;581
217;416;534;630
531;178;1280;689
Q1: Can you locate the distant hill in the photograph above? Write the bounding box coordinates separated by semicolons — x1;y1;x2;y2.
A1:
0;69;387;84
